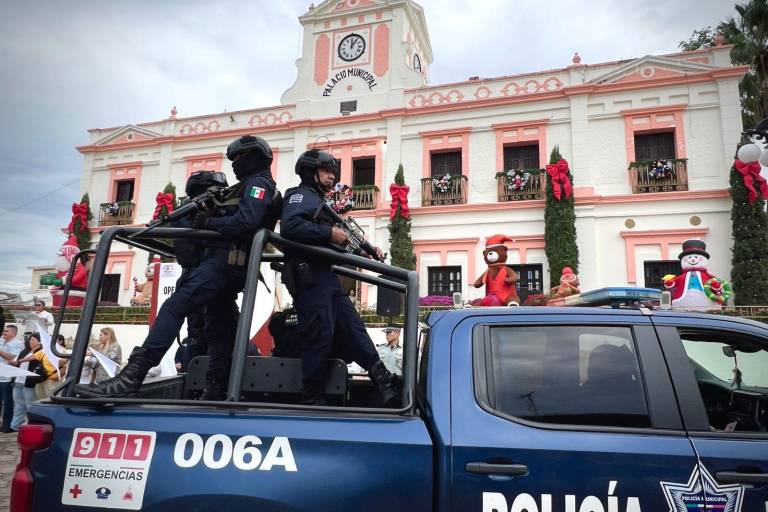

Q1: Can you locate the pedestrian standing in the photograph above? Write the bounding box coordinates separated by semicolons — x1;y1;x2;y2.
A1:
0;325;24;432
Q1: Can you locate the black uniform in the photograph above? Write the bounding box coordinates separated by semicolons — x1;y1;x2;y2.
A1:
281;184;384;400
76;135;279;399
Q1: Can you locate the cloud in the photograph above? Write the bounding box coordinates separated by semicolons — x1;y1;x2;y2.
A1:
0;0;740;291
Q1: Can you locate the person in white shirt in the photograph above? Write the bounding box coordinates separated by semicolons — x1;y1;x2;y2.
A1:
0;325;25;432
32;300;55;334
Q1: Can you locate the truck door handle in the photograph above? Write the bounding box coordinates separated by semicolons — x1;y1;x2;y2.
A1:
715;471;768;485
465;462;529;476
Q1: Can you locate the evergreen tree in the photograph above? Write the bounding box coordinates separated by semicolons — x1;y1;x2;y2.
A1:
387;165;416;270
73;193;93;250
730;150;768;305
544;146;579;288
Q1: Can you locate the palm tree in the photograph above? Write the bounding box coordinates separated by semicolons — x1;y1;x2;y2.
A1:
720;0;768;126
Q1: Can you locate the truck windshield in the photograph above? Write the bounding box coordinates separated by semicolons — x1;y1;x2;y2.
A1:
683;340;768;388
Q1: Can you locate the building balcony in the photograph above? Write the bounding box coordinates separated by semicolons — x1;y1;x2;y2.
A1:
351;186;378;210
421;175;468;206
99;202;136;226
496;170;545;201
628;160;688;194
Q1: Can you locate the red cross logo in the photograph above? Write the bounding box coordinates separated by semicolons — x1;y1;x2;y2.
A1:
69;484;83;499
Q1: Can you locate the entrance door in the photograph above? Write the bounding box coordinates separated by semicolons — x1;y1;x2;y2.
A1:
449;314;699;511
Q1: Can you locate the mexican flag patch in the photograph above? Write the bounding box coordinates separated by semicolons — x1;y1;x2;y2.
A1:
249;186;266;200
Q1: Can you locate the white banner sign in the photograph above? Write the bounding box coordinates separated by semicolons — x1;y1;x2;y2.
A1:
156;263;182;312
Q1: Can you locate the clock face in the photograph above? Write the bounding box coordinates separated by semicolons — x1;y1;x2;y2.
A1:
413;53;422;72
338;33;366;62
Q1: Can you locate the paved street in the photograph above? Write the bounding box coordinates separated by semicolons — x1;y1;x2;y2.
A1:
0;431;18;511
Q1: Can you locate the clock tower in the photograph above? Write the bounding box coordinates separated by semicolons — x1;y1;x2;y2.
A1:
281;0;433;118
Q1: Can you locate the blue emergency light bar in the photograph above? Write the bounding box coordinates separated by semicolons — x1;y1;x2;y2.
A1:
563;287;662;307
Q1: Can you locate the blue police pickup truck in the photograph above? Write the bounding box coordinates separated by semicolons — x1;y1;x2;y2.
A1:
11;227;768;512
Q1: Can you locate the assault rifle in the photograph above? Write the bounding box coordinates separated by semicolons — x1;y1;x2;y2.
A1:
315;202;384;262
131;184;240;240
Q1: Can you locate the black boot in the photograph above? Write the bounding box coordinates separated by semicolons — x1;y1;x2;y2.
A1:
300;383;327;406
74;347;158;398
199;372;228;401
368;360;401;407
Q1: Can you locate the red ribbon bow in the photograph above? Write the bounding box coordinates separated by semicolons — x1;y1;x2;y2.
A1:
734;159;768;204
67;202;89;234
389;183;410;220
153;192;175;220
545;159;573;200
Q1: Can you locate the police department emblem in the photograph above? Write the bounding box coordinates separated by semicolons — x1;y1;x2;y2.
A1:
660;465;743;512
95;487;112;500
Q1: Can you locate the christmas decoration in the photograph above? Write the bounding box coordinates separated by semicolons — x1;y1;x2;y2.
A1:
389;182;410;220
153;183;177;220
733;158;768;204
432;174;452;194
544;158;572;200
648;160;673;180
68;193;93;251
41;235;89;307
473;235;519;306
503;169;531;191
544;146;579;288
663;239;732;309
105;202;120;217
550;266;580;298
67;202;89;234
325;183;355;214
730;136;768;305
387;165;416;270
131;257;160;307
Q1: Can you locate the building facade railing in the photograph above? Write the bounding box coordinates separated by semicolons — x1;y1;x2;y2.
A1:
421;175;468;206
496;169;546;201
628;159;688;194
351;186;378;210
98;202;136;226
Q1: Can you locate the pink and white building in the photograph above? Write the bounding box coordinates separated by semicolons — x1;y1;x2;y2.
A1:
75;0;747;306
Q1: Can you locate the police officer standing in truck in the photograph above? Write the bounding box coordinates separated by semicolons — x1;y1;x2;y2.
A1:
77;135;280;400
280;149;400;407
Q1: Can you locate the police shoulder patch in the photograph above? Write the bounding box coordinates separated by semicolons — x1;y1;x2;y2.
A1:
289;194;304;204
249;186;266;200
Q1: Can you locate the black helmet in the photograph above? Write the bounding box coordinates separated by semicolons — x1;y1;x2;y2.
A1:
227;135;273;180
226;135;272;163
295;149;340;186
185;171;228;197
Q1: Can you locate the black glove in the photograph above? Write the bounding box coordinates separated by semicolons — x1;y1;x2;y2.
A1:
191;210;209;229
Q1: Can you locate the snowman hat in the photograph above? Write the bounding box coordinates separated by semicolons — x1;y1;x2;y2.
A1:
678;239;709;260
484;235;514;250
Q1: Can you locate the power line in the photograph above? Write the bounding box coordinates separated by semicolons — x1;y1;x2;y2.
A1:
0;178;81;218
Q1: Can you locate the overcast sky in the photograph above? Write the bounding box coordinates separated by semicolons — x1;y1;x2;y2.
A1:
0;0;736;294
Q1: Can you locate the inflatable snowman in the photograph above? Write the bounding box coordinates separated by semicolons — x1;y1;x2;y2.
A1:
663;239;732;309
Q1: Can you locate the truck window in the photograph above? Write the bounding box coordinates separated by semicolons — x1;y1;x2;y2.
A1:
677;328;768;433
482;325;651;428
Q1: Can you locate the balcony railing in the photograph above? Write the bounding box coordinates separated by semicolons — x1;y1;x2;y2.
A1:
351;186;378;210
628;159;688;194
99;202;136;226
496;170;545;201
421;175;468;206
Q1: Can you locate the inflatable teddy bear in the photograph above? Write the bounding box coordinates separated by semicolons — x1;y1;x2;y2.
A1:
131;258;159;307
550;266;580;298
473;235;519;306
